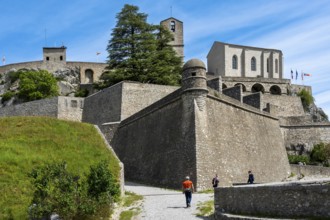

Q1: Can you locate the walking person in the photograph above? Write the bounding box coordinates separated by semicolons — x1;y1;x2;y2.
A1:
212;174;219;188
247;170;254;184
182;176;194;208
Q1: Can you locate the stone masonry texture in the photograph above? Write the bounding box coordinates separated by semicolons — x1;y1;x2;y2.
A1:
214;180;330;219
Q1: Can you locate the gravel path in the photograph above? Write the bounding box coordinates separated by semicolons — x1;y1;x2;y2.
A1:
125;182;213;220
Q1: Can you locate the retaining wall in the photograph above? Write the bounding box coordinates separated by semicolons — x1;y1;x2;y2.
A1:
214;179;330;219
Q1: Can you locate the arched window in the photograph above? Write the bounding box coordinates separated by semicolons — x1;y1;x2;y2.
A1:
234;83;247;92
85;69;94;84
270;85;281;95
275;59;278;73
232;55;238;69
267;58;270;73
251;83;265;93
251;57;256;71
170;21;175;32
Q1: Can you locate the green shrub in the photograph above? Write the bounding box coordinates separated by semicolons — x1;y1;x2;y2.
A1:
7;71;21;83
1;91;15;103
310;143;330;166
288;154;310;164
29;160;120;219
75;88;89;97
297;89;314;111
18;70;59;101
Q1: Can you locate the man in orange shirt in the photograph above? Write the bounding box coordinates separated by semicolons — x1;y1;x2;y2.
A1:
182;176;194;207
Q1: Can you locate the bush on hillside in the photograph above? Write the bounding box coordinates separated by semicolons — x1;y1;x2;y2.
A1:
297;89;314;111
310;143;330;167
288;154;310;164
74;88;89;97
18;69;59;101
1;91;15;103
28;160;120;219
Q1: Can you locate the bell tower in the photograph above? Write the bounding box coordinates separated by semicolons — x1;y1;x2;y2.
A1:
160;17;184;60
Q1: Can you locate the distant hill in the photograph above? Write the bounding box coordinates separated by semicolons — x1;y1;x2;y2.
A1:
0;116;120;219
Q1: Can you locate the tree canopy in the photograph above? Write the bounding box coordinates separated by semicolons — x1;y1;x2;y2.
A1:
18;69;59;101
99;4;182;88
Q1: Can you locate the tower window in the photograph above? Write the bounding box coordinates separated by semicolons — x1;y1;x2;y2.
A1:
232;55;238;69
191;72;196;76
170;21;175;32
267;58;270;73
251;57;256;71
275;59;278;73
60;56;63;61
46;56;49;61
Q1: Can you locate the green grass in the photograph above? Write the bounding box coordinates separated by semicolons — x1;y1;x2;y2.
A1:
123;191;143;207
0;116;121;219
196;200;214;217
118;191;143;220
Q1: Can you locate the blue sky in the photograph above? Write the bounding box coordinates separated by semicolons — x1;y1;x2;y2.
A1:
1;0;330;117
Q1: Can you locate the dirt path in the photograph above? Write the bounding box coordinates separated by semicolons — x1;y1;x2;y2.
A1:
125;182;213;220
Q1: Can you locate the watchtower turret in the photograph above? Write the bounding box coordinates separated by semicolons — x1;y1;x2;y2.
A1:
182;59;208;111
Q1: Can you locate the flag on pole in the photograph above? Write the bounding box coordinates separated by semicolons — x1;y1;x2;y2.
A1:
303;73;312;76
2;56;5;65
295;70;298;80
291;69;293;79
301;72;303;81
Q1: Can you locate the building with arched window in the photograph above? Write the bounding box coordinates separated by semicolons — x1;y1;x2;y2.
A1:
207;41;283;79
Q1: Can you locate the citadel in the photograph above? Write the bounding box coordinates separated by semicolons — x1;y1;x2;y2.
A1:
1;16;330;218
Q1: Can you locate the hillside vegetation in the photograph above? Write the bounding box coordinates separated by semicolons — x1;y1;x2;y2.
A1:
0;116;121;219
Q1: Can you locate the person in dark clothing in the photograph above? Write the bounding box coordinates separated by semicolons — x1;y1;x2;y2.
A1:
212;174;219;188
247;170;254;184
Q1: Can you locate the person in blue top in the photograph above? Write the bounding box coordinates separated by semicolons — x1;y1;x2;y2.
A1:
247;170;254;184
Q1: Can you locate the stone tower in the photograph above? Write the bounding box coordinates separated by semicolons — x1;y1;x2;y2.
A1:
160;17;184;60
182;59;208;111
42;46;67;72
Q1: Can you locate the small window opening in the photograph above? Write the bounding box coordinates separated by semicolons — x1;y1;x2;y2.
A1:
60;56;63;61
191;72;196;76
251;57;256;71
46;56;49;61
170;21;175;32
71;100;78;108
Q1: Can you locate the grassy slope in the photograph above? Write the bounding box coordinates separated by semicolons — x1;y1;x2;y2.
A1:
0;116;120;219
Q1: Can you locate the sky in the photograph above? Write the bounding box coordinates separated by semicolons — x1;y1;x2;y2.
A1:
1;0;330;117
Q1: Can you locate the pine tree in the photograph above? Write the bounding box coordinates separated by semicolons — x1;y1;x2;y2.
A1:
100;4;182;88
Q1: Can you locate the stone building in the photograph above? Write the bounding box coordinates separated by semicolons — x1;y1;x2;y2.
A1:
160;17;184;59
207;41;283;79
0;46;107;85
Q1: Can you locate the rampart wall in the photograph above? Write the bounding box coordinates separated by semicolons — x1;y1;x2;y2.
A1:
0;96;84;122
214;179;330;219
111;97;194;189
290;164;330;177
0;61;107;84
82;83;123;125
262;94;305;117
281;123;330;153
82;81;179;125
0;97;58;118
196;96;290;188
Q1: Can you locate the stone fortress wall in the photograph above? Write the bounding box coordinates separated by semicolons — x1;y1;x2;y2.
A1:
82;81;179;125
214;179;330;219
109;59;290;190
0;96;84;122
0;47;107;85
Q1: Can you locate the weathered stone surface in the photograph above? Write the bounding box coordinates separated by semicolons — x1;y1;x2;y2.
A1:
214;179;330;219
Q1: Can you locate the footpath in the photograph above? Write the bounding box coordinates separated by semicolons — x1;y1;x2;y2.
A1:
124;182;213;220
